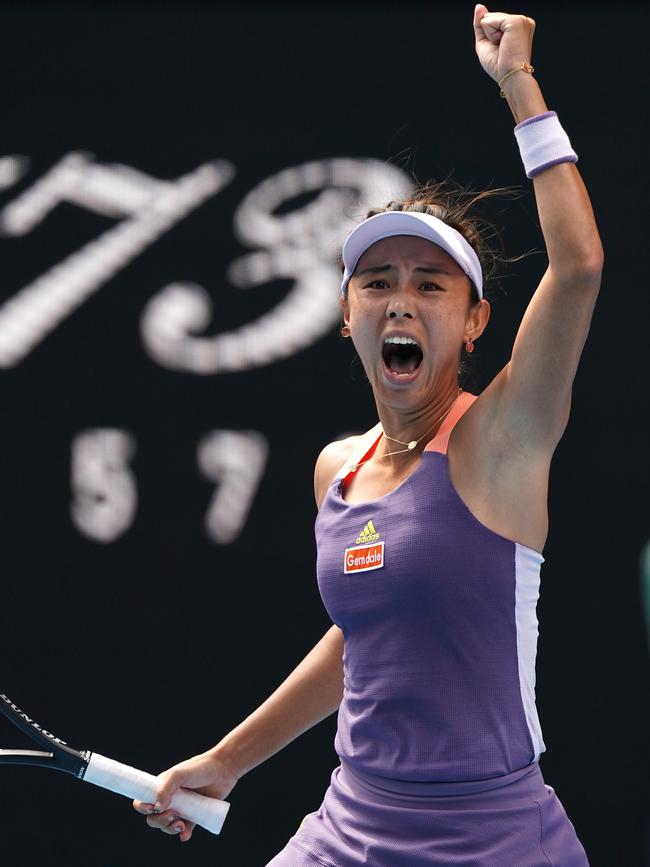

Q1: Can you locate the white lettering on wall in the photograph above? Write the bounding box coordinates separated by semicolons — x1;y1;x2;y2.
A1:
198;430;269;544
140;158;411;373
71;429;138;543
0;155;28;192
0;155;234;367
0;154;410;372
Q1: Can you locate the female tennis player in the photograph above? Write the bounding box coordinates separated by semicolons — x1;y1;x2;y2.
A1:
133;6;601;864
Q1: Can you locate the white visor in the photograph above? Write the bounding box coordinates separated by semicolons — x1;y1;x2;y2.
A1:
340;210;483;299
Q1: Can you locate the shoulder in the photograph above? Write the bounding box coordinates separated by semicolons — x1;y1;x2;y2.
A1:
314;435;361;510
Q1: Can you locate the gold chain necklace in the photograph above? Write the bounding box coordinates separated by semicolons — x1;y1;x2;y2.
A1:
348;387;463;473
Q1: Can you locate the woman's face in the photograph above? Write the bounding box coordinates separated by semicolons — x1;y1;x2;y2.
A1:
341;235;489;407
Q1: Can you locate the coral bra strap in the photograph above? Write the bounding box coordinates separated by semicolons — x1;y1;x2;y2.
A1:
424;390;478;455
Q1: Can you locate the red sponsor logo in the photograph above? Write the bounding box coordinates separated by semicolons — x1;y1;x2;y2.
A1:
344;541;384;574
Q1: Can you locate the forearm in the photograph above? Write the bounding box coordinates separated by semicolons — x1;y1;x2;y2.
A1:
211;624;344;780
502;73;604;275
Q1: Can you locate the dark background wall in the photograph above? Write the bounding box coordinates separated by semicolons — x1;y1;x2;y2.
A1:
1;2;648;865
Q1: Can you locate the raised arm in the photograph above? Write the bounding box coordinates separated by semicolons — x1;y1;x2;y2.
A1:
473;6;604;453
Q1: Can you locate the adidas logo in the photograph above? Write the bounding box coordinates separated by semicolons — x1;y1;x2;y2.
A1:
355;520;380;544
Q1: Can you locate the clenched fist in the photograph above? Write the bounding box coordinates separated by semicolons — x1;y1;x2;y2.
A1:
473;5;536;84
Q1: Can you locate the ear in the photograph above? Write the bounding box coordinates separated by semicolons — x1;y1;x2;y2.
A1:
466;298;490;340
339;293;350;327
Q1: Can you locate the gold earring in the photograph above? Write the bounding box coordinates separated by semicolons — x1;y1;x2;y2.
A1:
340;325;351;338
465;337;474;353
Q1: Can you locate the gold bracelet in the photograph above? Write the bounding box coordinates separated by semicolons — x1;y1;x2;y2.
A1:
498;62;534;97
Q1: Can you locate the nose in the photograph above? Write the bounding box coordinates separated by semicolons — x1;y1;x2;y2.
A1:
386;292;415;320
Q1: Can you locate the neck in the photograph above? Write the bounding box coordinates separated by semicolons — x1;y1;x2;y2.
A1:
374;382;463;470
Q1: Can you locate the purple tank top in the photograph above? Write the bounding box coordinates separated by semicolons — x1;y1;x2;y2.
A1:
316;391;546;783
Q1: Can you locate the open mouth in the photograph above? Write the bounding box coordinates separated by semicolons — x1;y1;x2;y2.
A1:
381;336;424;376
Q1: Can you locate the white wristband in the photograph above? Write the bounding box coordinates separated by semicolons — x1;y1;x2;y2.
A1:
514;111;578;179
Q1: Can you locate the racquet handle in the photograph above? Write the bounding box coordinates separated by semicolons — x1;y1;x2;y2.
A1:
82;752;230;834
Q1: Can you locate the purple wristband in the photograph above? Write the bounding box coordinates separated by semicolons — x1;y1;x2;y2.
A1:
513;111;578;179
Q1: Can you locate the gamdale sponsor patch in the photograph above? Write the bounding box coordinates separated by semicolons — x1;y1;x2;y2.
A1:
344;521;385;574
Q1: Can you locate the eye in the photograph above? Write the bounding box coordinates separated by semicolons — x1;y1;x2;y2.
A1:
421;281;444;292
366;279;390;289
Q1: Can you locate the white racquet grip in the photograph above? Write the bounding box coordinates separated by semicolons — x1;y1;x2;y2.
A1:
82;752;230;834
514;111;578;179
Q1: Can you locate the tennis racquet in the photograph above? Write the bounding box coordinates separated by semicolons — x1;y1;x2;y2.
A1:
0;691;230;834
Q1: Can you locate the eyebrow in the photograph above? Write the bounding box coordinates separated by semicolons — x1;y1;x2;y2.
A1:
356;264;451;277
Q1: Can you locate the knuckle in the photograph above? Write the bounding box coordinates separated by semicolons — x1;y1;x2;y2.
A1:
145;810;174;829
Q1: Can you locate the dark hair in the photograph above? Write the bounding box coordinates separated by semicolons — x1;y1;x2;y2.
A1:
341;178;526;390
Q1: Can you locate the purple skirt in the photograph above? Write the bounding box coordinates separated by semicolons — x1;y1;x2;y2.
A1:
266;760;590;866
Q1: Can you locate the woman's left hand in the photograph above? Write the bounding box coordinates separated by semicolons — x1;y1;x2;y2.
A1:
473;5;536;84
